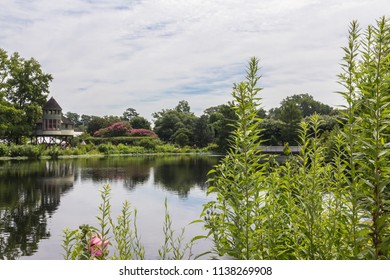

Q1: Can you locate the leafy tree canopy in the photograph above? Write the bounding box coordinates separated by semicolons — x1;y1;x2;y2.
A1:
130;116;151;130
267;93;337;144
122;107;139;121
0;49;52;143
204;104;238;151
153;100;197;145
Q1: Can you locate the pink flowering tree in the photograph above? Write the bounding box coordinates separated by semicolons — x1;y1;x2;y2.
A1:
94;122;132;137
129;129;158;137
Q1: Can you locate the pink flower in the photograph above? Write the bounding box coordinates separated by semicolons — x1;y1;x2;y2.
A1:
130;128;158;137
89;234;109;258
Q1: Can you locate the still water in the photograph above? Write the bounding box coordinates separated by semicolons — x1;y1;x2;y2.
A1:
0;155;220;260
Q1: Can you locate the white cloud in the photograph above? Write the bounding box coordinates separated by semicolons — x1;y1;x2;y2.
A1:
0;0;388;120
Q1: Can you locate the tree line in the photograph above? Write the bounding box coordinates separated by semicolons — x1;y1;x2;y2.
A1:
67;93;338;151
1;47;339;152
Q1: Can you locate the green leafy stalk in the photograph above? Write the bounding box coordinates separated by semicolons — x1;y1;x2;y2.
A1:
337;19;365;258
202;57;268;259
158;198;194;260
357;16;390;259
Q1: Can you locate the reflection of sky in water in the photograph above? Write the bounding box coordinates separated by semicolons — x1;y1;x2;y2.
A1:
17;156;218;260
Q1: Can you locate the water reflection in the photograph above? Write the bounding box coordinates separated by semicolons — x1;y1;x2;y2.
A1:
0;160;74;259
154;157;213;197
79;157;154;190
0;155;219;259
77;156;217;197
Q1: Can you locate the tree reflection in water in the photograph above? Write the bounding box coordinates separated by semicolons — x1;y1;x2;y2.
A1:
154;156;216;198
0;155;220;259
0;160;74;259
77;156;219;196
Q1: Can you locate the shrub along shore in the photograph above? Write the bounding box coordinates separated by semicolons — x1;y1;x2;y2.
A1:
0;140;219;160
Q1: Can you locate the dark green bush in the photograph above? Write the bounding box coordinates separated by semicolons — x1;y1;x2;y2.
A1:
0;144;9;157
97;143;117;155
48;146;61;159
117;143;131;154
24;145;43;159
7;144;43;159
9;145;24;157
127;146;146;154
135;138;161;151
204;143;219;153
155;144;177;153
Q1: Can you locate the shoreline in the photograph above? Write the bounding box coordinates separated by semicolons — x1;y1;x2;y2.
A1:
0;151;223;161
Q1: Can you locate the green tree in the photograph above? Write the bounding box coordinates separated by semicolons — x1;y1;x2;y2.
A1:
1;51;22;138
0;49;52;143
277;100;302;144
0;49;8;89
175;100;191;113
0;100;23;140
257;107;267;118
103;115;122;125
204;104;237;152
268;94;337;145
172;127;190;146
122;107;139;121
153;101;197;145
65;112;82;128
5;53;51;108
121;108;152;130
87;115;124;135
130;116;151;130
87;116;110;135
153;110;181;142
283;93;336;117
81;114;92;126
259;118;284;145
193;115;214;147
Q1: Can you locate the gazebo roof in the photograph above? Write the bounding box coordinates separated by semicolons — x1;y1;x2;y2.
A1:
43;97;62;110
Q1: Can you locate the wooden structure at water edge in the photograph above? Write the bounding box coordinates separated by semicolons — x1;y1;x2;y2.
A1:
33;97;74;146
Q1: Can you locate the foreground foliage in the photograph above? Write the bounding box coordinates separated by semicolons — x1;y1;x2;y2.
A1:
202;17;390;260
62;185;196;260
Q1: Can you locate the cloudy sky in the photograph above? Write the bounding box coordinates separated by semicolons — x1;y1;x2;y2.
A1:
0;0;388;120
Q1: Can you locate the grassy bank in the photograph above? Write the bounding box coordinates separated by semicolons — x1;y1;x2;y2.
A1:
0;142;220;160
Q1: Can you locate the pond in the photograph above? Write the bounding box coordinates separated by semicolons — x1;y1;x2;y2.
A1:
0;155;221;260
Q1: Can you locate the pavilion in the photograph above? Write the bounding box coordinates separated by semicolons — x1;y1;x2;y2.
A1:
34;97;74;146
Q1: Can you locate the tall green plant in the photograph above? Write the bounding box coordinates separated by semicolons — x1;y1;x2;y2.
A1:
337;20;365;258
158;199;195;260
62;185;196;260
202;57;268;259
336;16;390;259
202;16;390;261
355;17;390;259
292;116;329;259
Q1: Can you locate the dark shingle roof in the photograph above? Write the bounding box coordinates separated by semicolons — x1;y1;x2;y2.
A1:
43;97;62;110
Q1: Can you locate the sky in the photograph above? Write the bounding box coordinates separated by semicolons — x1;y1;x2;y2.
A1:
0;0;388;121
